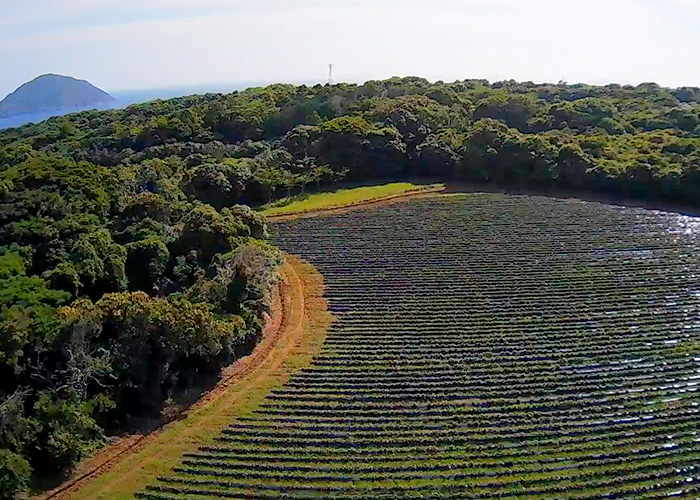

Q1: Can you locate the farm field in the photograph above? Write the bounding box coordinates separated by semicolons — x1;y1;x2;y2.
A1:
139;193;700;499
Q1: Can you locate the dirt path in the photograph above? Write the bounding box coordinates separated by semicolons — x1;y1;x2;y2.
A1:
266;185;446;222
37;256;331;500
36;186;442;499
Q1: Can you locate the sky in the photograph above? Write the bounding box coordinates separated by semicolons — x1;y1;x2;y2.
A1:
1;0;699;99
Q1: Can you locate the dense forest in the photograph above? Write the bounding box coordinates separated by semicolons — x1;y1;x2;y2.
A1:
2;76;700;496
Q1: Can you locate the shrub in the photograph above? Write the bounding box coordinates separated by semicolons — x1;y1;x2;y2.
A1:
0;449;32;498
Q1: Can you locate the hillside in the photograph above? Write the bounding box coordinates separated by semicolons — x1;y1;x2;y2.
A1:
1;77;700;497
0;74;115;119
3;77;700;206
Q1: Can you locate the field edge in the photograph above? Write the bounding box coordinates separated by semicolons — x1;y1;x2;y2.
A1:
38;255;332;500
265;183;446;222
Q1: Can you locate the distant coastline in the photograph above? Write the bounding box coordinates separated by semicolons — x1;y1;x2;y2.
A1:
0;80;318;130
0;103;117;129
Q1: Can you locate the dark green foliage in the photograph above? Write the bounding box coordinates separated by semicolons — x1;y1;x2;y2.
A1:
472;91;539;132
415;129;465;177
28;392;105;472
284;117;407;180
461;119;558;184
6;77;700;208
0;249;70;367
125;236;169;292
0;449;31;497
3;76;700;497
175;205;248;265
182;159;252;209
59;292;247;419
0;92;292;499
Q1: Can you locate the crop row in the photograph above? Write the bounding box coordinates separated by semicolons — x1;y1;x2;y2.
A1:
141;195;700;498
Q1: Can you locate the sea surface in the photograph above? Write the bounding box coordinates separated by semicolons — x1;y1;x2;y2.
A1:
0;80;292;130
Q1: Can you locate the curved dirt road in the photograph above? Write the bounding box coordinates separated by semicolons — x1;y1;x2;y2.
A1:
39;256;330;500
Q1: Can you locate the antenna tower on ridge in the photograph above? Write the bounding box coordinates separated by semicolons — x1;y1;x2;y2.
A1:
328;63;334;85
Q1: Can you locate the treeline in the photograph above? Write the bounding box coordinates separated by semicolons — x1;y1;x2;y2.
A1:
3;77;699;205
0;124;280;493
2;76;700;496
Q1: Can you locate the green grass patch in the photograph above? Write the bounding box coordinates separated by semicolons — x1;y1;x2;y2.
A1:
259;183;444;217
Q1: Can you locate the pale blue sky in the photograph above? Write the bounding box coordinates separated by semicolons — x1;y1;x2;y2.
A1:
1;0;699;99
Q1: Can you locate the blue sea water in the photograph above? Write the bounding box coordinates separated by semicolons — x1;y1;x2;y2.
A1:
0;80;293;130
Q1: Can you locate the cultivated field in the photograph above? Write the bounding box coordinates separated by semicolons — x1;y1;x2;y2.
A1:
138;194;700;499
